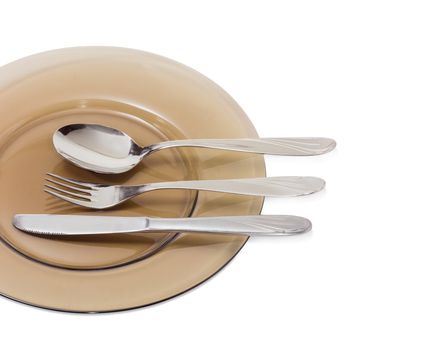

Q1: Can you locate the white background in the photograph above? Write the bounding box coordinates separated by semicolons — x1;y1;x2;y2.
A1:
1;1;436;349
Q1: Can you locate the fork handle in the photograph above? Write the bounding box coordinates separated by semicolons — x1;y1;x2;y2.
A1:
147;215;311;236
143;176;325;197
149;137;336;156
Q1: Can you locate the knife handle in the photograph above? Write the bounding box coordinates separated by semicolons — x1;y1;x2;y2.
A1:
147;215;311;236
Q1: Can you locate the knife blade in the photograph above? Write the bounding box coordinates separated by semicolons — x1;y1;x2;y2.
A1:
13;214;148;235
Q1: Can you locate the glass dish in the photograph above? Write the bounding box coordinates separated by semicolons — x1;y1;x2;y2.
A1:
0;47;265;312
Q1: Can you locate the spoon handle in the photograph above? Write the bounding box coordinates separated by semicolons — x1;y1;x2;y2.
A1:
150;137;336;156
145;176;324;197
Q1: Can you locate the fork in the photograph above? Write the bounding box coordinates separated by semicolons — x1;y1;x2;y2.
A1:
44;173;325;209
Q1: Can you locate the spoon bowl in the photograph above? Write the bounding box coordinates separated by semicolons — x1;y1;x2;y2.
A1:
53;124;144;173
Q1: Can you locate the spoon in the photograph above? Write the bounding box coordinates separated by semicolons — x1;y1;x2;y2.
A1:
53;124;336;174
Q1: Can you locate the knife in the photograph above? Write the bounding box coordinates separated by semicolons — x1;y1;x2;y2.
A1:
13;214;312;236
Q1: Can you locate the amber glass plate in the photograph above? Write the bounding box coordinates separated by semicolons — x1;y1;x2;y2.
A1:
0;47;265;312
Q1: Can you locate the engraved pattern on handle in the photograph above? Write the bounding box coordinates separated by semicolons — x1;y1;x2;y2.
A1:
145;176;325;197
151;137;336;156
147;215;312;236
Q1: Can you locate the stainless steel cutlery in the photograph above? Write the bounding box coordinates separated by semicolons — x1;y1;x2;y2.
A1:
13;214;312;236
12;123;336;238
44;173;325;209
53;123;336;174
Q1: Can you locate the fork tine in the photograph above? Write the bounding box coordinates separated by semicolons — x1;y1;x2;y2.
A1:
44;189;92;207
44;184;91;200
45;178;93;194
46;173;96;189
